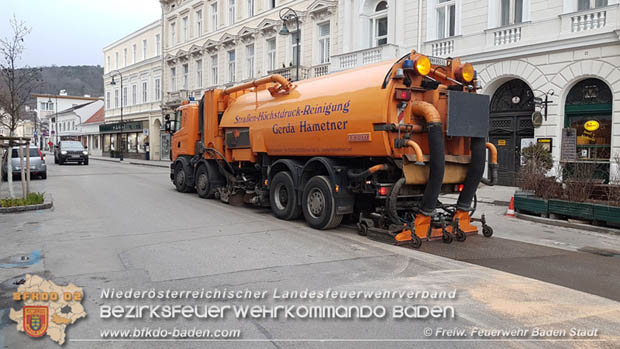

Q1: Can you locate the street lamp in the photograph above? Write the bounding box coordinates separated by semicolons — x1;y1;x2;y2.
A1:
110;71;124;161
48;96;58;147
279;7;300;81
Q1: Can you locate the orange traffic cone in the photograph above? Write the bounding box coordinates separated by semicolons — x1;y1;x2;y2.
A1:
505;197;515;217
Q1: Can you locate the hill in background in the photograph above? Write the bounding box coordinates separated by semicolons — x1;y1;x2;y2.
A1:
33;65;103;98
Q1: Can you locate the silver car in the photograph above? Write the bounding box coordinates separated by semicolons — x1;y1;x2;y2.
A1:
1;146;47;180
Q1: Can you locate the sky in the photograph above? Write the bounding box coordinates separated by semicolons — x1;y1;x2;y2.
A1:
0;0;161;67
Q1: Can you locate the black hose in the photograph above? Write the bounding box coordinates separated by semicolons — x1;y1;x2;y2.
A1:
387;177;407;224
420;123;445;215
347;169;372;182
481;163;498;186
456;137;486;211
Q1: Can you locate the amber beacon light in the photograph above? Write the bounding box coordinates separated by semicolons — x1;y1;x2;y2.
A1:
457;62;475;83
414;55;431;76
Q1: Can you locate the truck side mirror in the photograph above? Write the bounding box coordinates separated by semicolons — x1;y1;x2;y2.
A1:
165;120;171;133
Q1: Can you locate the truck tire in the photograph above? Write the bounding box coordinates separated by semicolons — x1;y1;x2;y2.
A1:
195;164;215;198
270;171;301;220
302;175;343;230
174;162;193;193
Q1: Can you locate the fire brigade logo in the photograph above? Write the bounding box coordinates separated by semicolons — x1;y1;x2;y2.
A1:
23;306;49;338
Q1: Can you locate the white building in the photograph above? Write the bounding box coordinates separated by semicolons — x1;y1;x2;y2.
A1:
331;0;620;184
160;0;337;112
103;20;163;160
32;92;103;149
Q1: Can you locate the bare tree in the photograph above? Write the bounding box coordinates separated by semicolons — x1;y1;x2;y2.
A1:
0;16;41;198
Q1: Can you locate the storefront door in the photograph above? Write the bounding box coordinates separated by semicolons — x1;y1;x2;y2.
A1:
160;133;171;161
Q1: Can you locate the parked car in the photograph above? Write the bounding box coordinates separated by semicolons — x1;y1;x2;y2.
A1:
54;141;89;165
1;146;47;180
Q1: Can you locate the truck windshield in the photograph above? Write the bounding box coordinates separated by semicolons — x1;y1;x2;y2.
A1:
175;110;182;131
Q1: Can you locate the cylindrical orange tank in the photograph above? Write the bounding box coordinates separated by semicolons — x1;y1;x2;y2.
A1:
219;61;397;158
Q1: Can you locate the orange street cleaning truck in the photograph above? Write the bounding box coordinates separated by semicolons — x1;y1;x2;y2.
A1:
166;50;498;247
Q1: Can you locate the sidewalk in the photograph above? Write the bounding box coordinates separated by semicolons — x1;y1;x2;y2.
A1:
89;155;170;168
441;184;516;206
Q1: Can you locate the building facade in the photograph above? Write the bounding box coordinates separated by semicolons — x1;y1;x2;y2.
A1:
160;0;337;112
32;92;102;150
103;20;164;160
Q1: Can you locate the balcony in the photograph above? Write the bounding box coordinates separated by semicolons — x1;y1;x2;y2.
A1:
561;5;618;34
312;63;330;78
492;25;522;46
331;44;400;71
429;39;454;57
268;66;311;81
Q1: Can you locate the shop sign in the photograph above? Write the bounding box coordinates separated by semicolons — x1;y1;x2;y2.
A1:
99;121;144;133
584;120;600;132
497;139;506;146
537;138;552;153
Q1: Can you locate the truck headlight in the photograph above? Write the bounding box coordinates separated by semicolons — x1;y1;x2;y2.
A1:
83;151;88;155
61;151;67;155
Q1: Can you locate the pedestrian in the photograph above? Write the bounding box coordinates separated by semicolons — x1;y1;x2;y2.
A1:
145;141;150;161
48;141;53;151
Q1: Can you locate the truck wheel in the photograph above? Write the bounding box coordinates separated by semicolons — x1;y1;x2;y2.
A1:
174;162;192;193
195;164;215;198
302;175;343;230
270;171;301;220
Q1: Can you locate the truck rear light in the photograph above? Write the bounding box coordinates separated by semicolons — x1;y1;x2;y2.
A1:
455;184;464;192
394;89;411;101
377;186;392;196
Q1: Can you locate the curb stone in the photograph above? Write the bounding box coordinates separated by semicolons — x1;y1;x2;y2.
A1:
516;212;620;236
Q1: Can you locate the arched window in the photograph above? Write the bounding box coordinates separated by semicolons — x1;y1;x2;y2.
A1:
371;1;388;46
565;78;612;163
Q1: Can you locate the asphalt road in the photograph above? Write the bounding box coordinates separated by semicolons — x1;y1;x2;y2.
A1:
0;160;619;348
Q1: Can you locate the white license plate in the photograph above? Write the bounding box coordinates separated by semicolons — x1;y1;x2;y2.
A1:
429;56;448;66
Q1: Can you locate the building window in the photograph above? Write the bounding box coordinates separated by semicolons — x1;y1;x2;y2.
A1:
183;16;188;41
124;48;128;66
579;0;608;10
318;22;330;64
196;59;203;88
183;63;189;89
115;52;119;69
500;0;523;26
196;9;203;35
228;50;236;83
247;0;255;17
132;44;137;64
266;0;276;10
107;56;111;72
142;39;147;59
142;81;148;103
291;31;300;66
266;37;276;71
40;102;46;111
229;0;236;25
156;34;161;55
106;92;111;109
115;89;119;108
170;67;177;91
155;78;161;100
123;87;128;106
211;3;218;31
132;85;137;105
246;44;254;79
170;22;176;45
370;1;388;47
437;0;456;39
211;55;219;85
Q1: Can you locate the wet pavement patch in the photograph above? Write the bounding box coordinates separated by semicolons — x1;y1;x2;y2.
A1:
578;246;620;257
0;250;41;269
